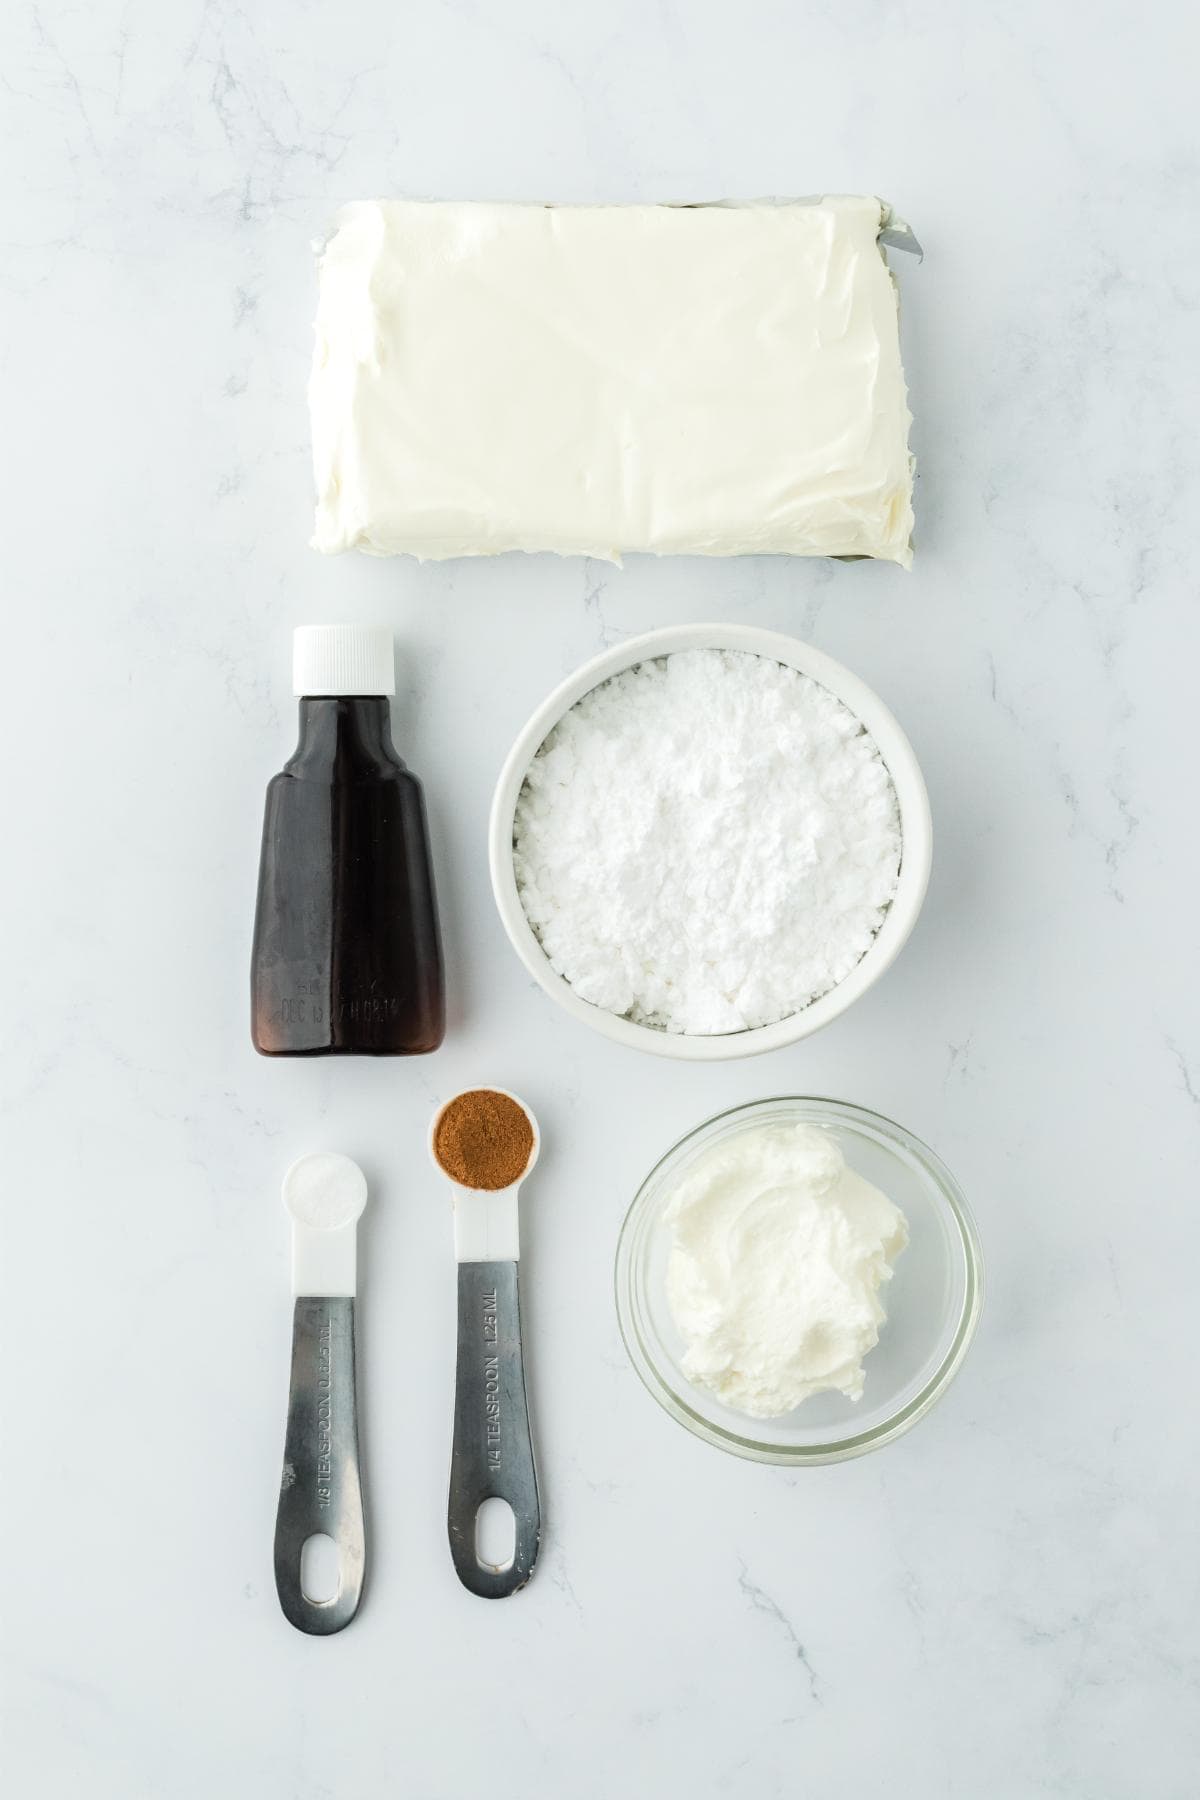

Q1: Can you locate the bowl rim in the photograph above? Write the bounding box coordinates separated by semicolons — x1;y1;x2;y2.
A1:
487;623;932;1061
614;1095;984;1465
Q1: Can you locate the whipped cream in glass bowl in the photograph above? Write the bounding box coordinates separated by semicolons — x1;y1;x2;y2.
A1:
614;1098;983;1465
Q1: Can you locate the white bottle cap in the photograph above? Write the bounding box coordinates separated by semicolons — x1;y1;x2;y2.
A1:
293;624;395;697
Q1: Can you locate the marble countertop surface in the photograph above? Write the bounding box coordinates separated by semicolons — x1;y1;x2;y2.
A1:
3;2;1198;1794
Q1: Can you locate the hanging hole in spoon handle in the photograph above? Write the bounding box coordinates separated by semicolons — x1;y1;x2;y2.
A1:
449;1261;540;1598
274;1295;365;1634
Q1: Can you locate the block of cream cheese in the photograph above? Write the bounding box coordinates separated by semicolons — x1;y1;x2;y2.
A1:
310;197;915;566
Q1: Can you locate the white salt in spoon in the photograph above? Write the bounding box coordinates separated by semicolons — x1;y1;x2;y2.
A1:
429;1089;541;1599
273;1152;368;1634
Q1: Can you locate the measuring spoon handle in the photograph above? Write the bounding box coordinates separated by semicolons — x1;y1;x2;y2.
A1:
274;1295;366;1633
449;1260;540;1598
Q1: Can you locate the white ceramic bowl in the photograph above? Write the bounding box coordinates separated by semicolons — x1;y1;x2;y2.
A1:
488;624;932;1061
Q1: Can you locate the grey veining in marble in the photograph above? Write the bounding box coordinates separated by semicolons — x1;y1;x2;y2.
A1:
2;2;1198;1795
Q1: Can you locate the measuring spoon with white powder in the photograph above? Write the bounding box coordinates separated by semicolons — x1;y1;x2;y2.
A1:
273;1152;368;1634
430;1090;541;1598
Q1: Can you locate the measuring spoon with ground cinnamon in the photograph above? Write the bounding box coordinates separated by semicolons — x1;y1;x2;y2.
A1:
430;1088;541;1599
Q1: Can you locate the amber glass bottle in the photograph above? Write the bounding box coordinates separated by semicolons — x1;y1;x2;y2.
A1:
251;626;445;1056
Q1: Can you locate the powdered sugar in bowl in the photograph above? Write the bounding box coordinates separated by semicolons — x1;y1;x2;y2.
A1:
488;625;931;1061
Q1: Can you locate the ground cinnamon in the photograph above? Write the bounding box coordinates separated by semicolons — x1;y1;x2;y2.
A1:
434;1089;534;1190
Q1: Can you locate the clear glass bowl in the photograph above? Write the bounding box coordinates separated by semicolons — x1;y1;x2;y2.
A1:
615;1097;983;1465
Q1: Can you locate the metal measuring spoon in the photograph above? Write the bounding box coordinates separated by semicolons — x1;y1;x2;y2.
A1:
430;1090;541;1599
273;1152;368;1634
